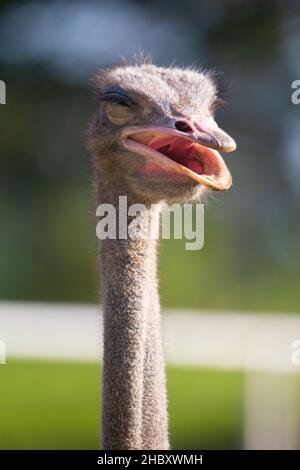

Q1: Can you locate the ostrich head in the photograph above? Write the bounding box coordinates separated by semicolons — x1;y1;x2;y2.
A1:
88;62;236;204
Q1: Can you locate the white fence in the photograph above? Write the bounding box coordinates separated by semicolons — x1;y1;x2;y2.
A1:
0;301;300;449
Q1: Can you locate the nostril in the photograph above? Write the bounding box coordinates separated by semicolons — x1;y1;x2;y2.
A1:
175;120;193;133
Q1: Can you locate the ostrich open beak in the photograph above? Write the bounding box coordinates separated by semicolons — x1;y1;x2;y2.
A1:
121;121;236;191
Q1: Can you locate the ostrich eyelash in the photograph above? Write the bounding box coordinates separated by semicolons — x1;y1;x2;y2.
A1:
99;92;135;108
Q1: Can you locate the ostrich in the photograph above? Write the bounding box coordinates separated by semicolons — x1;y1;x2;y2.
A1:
87;61;236;450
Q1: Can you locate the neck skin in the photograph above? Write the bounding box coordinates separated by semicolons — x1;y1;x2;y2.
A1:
96;173;169;450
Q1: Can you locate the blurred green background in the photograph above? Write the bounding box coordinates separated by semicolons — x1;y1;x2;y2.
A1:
0;0;300;450
0;361;245;450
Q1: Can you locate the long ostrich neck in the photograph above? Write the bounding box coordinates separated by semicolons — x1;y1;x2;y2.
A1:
97;172;169;450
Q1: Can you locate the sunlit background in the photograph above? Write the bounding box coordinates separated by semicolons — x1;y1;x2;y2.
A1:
0;0;300;450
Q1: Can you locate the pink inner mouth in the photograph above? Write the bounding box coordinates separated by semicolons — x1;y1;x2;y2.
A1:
148;137;205;175
122;126;233;191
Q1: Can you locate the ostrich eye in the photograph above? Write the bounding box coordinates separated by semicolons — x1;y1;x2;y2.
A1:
100;92;134;126
104;102;133;126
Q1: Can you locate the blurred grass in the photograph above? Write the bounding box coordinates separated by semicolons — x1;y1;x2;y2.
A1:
0;360;244;449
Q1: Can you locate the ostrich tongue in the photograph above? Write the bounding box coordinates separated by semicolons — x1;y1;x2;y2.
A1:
149;137;205;175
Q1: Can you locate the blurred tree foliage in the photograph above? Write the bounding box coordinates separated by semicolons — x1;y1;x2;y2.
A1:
0;0;300;311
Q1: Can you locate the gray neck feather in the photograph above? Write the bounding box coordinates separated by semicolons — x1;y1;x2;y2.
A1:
98;180;169;450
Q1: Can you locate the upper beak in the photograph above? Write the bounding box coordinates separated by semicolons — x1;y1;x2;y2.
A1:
178;118;237;153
